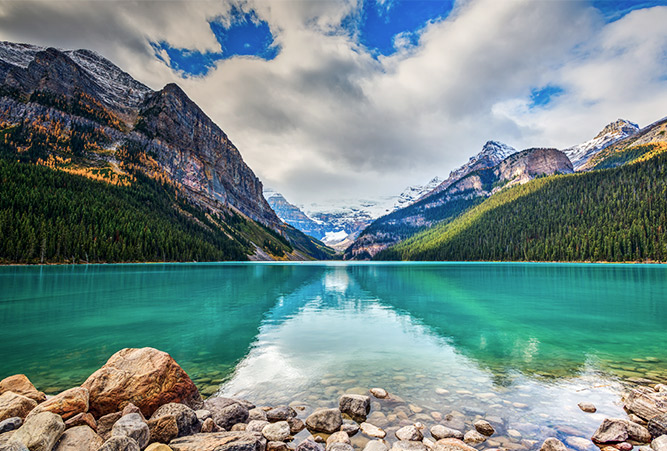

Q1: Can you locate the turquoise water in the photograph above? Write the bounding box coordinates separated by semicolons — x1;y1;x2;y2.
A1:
1;262;666;448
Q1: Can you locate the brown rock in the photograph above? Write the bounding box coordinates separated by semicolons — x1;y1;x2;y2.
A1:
201;418;221;433
463;430;486;445
267;441;288;451
147;414;178;444
624;388;667;422
65;412;97;431
97;412;123;440
288;418;305;434
648;413;667;438
592;418;651;444
145;444;173;451
0;375;46;403
434;438;476;451
473;420;495;436
540;437;567;451
11;411;65;451
82;347;202;418
27;387;89;421
122;404;145;420
0;392;37;422
151;403;200;437
232;423;248;431
306;409;342;434
169;431;267;451
53;425;103;451
578;403;597;413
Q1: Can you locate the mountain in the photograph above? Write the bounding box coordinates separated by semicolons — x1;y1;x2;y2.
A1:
345;145;569;260
394;176;444;210
0;40;332;262
263;189;328;240
564;119;639;169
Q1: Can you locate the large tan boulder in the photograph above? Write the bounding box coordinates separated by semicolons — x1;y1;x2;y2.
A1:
27;388;89;421
53;425;103;451
169;432;266;451
0;375;46;404
10;411;65;451
81;348;202;418
0;392;37;422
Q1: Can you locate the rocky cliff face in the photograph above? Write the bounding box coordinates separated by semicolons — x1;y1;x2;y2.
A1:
564;119;639;170
264;189;327;240
495;148;573;189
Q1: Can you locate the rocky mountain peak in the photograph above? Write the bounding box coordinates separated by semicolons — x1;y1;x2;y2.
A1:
565;118;640;170
481;140;517;160
594;119;639;140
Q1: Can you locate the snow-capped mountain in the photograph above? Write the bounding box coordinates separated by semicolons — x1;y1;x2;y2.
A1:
393;177;444;210
422;141;517;200
564;119;639;170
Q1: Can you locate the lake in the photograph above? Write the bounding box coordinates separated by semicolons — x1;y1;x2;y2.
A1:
1;262;666;448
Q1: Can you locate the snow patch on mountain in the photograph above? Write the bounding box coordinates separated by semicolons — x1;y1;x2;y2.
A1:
564;119;639;169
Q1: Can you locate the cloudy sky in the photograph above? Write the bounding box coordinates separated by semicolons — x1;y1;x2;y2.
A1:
1;0;666;205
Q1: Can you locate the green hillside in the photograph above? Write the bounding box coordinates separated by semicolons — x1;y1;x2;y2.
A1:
378;151;667;262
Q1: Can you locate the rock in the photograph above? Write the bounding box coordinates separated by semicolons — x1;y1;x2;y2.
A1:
112;413;150;449
10;411;65;451
64;412;97;431
0;417;22;433
288;418;305;434
232;424;247;432
630;414;648;425
27;387;89;421
328;444;354;451
82;347;202;418
430;426;463;441
267;441;289;451
326;431;351;449
433;438;476;451
473;420;494;436
648;414;667;438
565;436;595;451
656;385;667;393
592;418;651;444
370;389;388;399
169;431;266;451
201;418;221;433
122;404;145;420
151;403;200;437
204;398;249;430
391;441;427;451
360;422;386;439
363;440;388;451
53;425;104;451
248;409;267;422
341;420;359;437
296;439;326;451
0;375;46;404
441;417;465;433
578;403;597;413
651;436;667;451
0;441;29;451
98;436;141;451
615;443;633;451
306;409;342;434
145;445;173;451
638;446;653;451
247;420;270;434
624;388;667;422
396;425;423;441
507;429;522;439
266;407;296;422
98;412;123;440
339;395;370;421
147;415;178;444
539;438;567;451
196;410;212;422
0;392;38;422
262;421;290;442
463;430;486;445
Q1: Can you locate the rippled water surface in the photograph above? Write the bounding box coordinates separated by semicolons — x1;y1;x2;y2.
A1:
1;262;666;448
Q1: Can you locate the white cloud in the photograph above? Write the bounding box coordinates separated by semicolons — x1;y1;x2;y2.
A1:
0;0;665;204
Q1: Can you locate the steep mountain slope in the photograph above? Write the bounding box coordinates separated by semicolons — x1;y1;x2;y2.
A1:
264;189;328;240
564;119;639;169
378;147;667;262
0;40;328;262
345;146;571;259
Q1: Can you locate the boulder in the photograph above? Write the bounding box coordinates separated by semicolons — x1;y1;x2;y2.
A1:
248;409;267;422
327;444;354;451
578;403;597;413
540;438;568;451
433;438;476;451
625;389;667;422
306;409;342;434
247;420;270;434
339;395;370;421
65;412;97;431
98;412;123;440
395;425;423;441
652;436;667;451
147;415;178;444
169;431;266;451
363;440;389;451
430;425;463;441
592;418;652;444
2;441;29;451
565;436;595;451
360;422;386;439
267;441;288;451
326;431;350;449
10;411;65;451
262;421;290;442
341;420;359;437
111;413;150;449
151;403;200;437
232;424;247;432
266;406;296;422
288;418;306;434
145;445;173;451
463;430;486;445
473;420;494;436
649;414;667;438
391;441;427;451
122;404;145;420
0;417;22;433
201;418;221;433
369;389;388;399
196;410;212;422
204;398;249;430
27;387;89;421
0;375;46;404
53;425;103;451
0;392;37;422
98;436;141;451
82;347;202;418
296;439;325;451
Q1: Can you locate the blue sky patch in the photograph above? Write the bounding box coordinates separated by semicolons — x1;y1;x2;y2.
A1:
592;0;667;21
529;86;564;108
152;8;278;77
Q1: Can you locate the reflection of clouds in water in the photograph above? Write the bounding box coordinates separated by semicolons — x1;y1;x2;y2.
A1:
324;268;349;293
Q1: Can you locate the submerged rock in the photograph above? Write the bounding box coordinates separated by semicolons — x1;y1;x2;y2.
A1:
363;440;388;451
539;437;568;451
433;438;476;451
473;420;495;436
391;441;427;451
430;425;463;441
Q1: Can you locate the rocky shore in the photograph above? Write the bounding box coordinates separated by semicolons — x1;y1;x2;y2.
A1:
0;348;665;451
